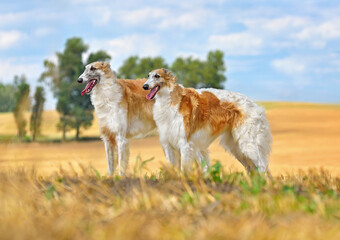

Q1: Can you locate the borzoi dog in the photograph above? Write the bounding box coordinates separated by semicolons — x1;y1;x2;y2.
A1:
143;68;272;174
78;62;156;175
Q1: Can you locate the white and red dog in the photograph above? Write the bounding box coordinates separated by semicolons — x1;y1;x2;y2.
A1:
78;62;156;175
143;69;272;174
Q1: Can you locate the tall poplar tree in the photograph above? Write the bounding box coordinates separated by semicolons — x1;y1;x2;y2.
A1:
30;86;46;141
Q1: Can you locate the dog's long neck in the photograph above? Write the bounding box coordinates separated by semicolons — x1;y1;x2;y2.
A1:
154;83;184;109
90;72;123;110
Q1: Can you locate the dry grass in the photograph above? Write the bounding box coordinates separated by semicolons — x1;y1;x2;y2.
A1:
1;102;340;239
0;162;339;240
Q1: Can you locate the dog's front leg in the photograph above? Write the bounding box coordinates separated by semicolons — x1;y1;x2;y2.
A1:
161;142;178;167
116;135;129;176
103;139;117;175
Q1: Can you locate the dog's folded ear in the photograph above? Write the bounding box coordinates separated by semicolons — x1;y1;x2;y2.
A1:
102;62;110;69
162;68;174;77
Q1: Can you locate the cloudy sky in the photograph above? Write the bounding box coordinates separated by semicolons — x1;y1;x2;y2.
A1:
1;0;339;109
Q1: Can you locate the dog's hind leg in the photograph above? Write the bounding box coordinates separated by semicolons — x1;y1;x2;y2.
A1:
219;132;254;172
125;141;130;171
232;121;271;174
196;149;210;173
180;142;195;172
116;135;129;176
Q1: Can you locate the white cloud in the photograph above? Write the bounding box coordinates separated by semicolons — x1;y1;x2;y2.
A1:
208;33;263;55
244;16;308;34
0;10;63;28
0;58;42;82
0;12;31;27
88;34;163;69
116;7;215;30
272;54;340;79
0;31;26;50
0;58;57;110
158;9;210;30
118;7;166;26
240;16;340;50
89;6;112;26
34;27;54;37
272;57;306;75
69;0;102;4
296;18;340;41
264;16;308;32
175;51;205;60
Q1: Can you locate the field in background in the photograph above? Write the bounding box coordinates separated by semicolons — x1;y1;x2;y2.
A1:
0;102;340;175
1;102;340;239
0;110;100;140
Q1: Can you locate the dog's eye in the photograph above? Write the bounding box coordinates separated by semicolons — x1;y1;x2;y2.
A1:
90;66;97;71
148;73;150;77
155;74;160;78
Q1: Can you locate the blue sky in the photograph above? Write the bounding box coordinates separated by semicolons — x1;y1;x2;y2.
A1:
1;0;339;109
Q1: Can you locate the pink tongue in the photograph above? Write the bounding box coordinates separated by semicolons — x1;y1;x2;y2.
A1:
146;86;159;100
81;81;94;96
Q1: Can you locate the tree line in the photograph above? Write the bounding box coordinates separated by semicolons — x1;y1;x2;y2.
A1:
0;37;227;141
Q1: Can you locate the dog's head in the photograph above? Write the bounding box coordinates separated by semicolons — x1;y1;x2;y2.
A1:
77;61;113;96
143;68;177;100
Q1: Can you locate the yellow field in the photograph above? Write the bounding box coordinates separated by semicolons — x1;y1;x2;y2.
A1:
1;102;340;176
0;110;100;138
1;102;340;239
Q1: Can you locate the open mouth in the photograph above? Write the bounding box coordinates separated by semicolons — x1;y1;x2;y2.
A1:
81;79;98;96
146;85;160;100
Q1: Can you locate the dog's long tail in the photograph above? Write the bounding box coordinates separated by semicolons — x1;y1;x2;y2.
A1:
219;105;272;175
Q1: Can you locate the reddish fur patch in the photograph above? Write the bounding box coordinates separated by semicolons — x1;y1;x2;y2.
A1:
152;68;177;87
117;78;155;138
93;62;114;78
179;88;243;139
101;126;116;146
170;85;184;106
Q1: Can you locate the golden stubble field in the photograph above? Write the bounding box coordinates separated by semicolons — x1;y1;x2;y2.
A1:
0;102;340;176
1;102;340;240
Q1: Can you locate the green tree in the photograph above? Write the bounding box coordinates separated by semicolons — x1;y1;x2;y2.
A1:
202;50;226;88
171;57;205;87
40;37;111;141
13;75;30;141
87;50;111;64
118;56;168;79
118;56;139;79
171;50;226;89
30;86;46;141
39;60;60;97
0;83;16;112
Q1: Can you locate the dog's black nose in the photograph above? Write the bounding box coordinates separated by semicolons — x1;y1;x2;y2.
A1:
77;78;83;83
143;84;149;90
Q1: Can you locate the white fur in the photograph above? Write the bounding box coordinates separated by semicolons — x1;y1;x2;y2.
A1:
198;88;272;173
145;75;272;174
79;64;155;176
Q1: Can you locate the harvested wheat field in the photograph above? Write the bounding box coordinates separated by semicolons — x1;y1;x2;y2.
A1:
0;102;340;240
0;102;339;176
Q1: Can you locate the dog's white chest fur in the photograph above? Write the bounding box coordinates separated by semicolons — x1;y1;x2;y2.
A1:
153;90;186;149
91;81;154;138
91;82;127;134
